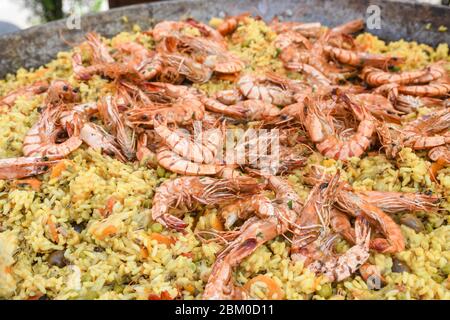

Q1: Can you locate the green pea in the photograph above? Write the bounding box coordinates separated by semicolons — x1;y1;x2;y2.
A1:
431;274;445;283
156;166;166;178
397;292;407;300
83;291;99;300
143;199;152;209
441;263;450;275
151;223;163;233
317;284;333;299
114;284;123;294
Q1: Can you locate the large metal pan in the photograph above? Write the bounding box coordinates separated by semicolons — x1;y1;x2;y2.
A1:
0;0;448;78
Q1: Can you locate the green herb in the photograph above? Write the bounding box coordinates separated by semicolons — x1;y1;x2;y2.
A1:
274;48;282;58
287;200;293;209
388;65;401;72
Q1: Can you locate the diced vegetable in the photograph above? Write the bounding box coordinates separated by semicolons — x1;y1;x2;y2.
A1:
244;275;284;300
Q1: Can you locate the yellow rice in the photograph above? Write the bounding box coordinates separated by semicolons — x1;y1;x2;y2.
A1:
0;18;449;300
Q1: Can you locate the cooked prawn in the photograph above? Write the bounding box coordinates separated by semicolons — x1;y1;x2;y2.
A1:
323;45;403;69
0;81;49;109
79;122;126;162
303;96;375;160
202;98;280;121
217;13;249;36
428;145;450;164
398;83;450;97
337;190;405;253
308;216;371;282
237;74;297;106
0;155;62;180
358;191;440;213
361;66;429;86
99;96;136;161
153;114;223;164
114;41;163;80
151;176;261;230
156;146;226;176
219;194;275;229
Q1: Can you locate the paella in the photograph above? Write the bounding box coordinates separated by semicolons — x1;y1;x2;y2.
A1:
0;14;449;300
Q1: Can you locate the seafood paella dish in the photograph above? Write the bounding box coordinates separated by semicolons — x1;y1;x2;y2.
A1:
0;13;449;300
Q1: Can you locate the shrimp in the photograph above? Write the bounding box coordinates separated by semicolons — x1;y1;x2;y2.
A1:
140;82;197;101
59;102;98;128
411;61;448;84
126;83;205;125
274;31;312;51
23;105;82;157
162;53;213;83
307;216;371;282
126;91;205;123
347;93;401;123
153;19;226;47
330;208;356;243
0;155;62;180
203;175;302;299
216;13;250;36
397;83;450;97
136;132;156;165
306;166;406;254
85;32;115;64
219;194;275;229
323;45;403;69
337;190;405;253
266;100;307;126
45;80;81;105
22;122;83;158
151;176;262;230
0;81;49;109
156;146;228;176
205;202;296;299
114;42;163;80
152;21;186;42
395;94;445;113
428;145;450;164
71;52;103;81
72;52;137;81
357;191;440;214
180;36;245;74
285;62;332;86
269;18;322;38
153;114;222;164
291;174;341;264
126;103;205;127
214;89;244;105
203;216;281;299
98;96;136;160
185;18;227;47
237;74;297;106
303;96;376;160
401;108;450;150
361;66;429;87
156;65;185;84
79;122;126;162
205;53;246;74
202;98;280;121
330;19;364;35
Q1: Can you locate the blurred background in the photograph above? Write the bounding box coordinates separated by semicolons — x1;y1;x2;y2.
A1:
0;0;157;35
0;0;448;35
